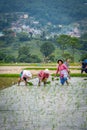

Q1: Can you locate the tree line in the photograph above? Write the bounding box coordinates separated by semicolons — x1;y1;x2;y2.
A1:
0;30;87;63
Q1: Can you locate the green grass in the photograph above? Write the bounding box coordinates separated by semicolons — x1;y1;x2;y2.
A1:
52;73;87;77
0;73;86;78
70;73;87;77
24;67;81;70
0;63;57;66
0;77;18;90
0;74;19;77
0;63;30;66
0;62;80;66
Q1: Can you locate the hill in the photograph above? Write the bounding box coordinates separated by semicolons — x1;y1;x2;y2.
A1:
0;0;87;25
0;0;87;63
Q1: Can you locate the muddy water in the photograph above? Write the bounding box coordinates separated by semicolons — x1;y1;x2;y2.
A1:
0;77;87;130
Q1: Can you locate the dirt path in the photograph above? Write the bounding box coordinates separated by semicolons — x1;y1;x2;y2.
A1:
0;66;81;74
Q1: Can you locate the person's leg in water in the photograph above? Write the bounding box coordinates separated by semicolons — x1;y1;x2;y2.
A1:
85;68;87;73
18;71;23;86
18;78;21;86
23;77;27;86
60;77;65;85
66;74;69;85
60;77;67;85
66;79;69;85
38;79;41;86
38;78;47;86
43;78;47;86
81;68;84;74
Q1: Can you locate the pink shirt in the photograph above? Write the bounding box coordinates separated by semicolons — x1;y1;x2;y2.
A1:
38;70;49;80
56;64;68;77
21;70;32;79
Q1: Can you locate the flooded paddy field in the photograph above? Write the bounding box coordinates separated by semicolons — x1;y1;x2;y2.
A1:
0;77;87;130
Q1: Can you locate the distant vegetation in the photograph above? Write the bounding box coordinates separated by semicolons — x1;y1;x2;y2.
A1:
0;0;87;63
0;32;87;63
0;0;87;25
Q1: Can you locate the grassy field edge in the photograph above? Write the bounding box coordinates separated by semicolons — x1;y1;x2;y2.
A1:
0;73;86;77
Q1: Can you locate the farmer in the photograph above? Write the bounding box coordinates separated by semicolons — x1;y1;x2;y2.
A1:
81;61;85;74
64;58;70;78
64;59;70;68
56;59;69;85
18;70;32;86
81;59;87;73
38;69;50;86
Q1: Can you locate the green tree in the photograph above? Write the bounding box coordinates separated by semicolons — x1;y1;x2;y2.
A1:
29;55;41;63
62;52;73;61
4;55;16;63
29;32;33;39
17;32;30;42
40;31;46;40
18;46;31;62
40;42;55;58
3;29;15;44
80;33;87;51
18;46;41;63
0;51;16;63
0;20;10;30
0;51;6;62
57;34;70;55
69;37;80;62
80;53;87;61
48;54;55;62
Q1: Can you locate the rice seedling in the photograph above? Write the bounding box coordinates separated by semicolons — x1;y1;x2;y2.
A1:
52;77;54;81
27;82;33;86
46;81;51;84
55;77;59;80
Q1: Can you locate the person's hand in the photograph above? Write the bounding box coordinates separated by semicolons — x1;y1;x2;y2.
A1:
68;70;70;74
42;78;47;82
69;76;71;79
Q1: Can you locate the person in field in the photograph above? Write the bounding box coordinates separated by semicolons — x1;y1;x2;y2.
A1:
18;70;32;86
64;58;70;79
38;69;50;86
64;59;70;68
56;59;69;85
81;59;87;74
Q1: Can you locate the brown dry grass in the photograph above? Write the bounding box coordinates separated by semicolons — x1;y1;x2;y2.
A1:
0;66;81;74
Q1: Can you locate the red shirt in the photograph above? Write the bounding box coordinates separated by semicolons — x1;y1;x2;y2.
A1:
38;70;49;80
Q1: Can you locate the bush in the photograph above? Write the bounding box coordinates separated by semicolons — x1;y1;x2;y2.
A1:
4;55;16;63
48;54;55;62
0;51;16;63
30;55;41;63
17;32;30;42
80;53;87;61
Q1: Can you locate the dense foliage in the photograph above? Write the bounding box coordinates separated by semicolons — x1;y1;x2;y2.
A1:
0;0;87;63
0;33;87;63
0;0;87;25
40;42;55;57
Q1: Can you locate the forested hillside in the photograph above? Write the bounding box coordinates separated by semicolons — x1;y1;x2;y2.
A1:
0;0;87;25
0;0;87;63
